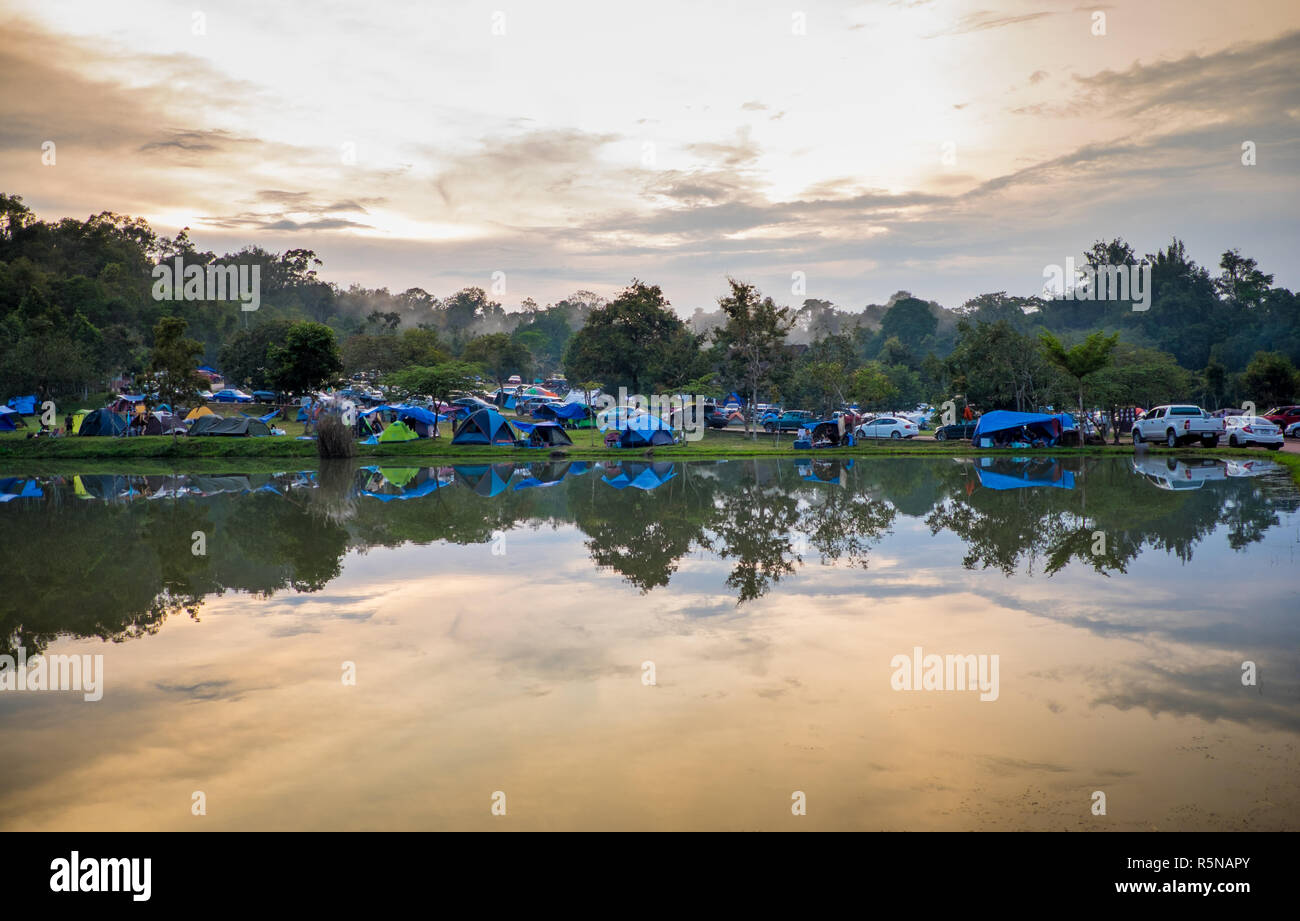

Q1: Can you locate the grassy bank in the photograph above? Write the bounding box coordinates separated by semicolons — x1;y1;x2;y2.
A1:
2;424;1297;486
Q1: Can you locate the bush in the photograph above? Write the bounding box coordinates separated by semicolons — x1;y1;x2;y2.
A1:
316;414;356;458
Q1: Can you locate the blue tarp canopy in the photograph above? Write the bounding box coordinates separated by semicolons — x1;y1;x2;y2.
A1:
6;395;36;415
393;404;448;425
971;410;1063;444
197;365;220;374
533;401;588;421
976;467;1075;490
0;478;42;501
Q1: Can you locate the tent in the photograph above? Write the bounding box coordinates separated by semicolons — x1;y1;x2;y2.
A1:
512;462;573;490
601;461;677;491
377;420;419;443
615;412;676;448
5;395;37;415
452;408;517;445
454;463;516;497
77;409;128;437
392;404;446;438
518;422;573;448
108;394;147;414
188;415;271;436
0;405;21;431
970;410;1063;447
70;410;87;434
185;405;215;422
797;458;855;484
804;419;852;448
141;411;188;436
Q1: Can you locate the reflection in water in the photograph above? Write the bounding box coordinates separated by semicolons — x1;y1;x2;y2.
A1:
1;455;1297;830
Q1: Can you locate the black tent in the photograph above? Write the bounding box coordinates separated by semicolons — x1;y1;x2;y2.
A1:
142;412;188;436
519;423;574;448
189;415;271;437
77;409;127;437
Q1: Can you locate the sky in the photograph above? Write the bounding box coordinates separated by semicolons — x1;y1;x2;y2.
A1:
2;0;1298;314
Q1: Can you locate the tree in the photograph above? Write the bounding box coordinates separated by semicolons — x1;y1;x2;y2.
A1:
851;361;898;413
1039;330;1119;441
462;332;532;389
712;279;794;437
268;322;342;396
148;317;206;417
1240;351;1299;408
387;361;479;424
219;320;293;390
564;280;698;394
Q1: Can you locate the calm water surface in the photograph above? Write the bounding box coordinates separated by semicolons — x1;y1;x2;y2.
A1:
1;455;1297;830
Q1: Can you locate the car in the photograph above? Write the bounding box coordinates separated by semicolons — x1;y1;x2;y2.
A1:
763;410;816;433
1131;404;1223;447
250;390;278;402
1286;420;1300;438
933;422;976;441
1262;405;1300;429
210;388;253;403
449;397;493;417
855;416;919;439
507;375;522;385
1224;415;1284;449
1132;456;1227;491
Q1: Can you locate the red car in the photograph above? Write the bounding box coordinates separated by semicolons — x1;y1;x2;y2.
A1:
1262;405;1300;428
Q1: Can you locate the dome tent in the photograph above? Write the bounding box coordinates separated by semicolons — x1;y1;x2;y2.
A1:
452;408;517;446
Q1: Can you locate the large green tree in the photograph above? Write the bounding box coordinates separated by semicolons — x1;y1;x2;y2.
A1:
268;322;342;395
712;279;794;437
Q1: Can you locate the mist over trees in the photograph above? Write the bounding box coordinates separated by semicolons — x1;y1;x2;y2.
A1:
1;193;1296;413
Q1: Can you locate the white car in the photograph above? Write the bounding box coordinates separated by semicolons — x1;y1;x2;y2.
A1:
1224;415;1284;450
855;416;919;439
1286;420;1300;438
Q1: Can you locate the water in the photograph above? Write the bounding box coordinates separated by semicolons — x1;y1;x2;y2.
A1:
1;455;1297;830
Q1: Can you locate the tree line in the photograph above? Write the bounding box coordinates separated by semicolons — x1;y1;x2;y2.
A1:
2;192;1297;415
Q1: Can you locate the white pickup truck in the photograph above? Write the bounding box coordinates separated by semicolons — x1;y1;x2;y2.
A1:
1131;404;1224;448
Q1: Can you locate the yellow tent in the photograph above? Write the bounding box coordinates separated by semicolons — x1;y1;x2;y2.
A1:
185;405;215;421
71;410;88;434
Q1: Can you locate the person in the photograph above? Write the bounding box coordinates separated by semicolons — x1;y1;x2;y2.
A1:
796;425;810;442
64;412;73;433
962;403;974;422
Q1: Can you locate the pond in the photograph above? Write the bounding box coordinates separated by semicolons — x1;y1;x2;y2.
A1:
1;454;1297;830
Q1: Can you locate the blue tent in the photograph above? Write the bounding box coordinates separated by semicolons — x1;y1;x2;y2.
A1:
604;411;675;448
6;394;37;415
513;462;574;490
601;461;677;491
452;408;516;445
971;410;1063;446
393;405;448;426
454;464;516;497
0;405;21;431
0;478;42;501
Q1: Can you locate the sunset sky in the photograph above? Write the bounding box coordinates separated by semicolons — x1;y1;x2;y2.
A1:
2;0;1297;313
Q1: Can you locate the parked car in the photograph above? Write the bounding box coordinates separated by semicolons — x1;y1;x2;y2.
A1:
763;410;816;433
507;375;522;385
449;397;493;416
1224;415;1284;449
934;421;976;441
1286;420;1300;438
210;388;253;403
1132;456;1227;491
855;416;919;439
1131;405;1223;447
1262;405;1300;429
251;390;277;402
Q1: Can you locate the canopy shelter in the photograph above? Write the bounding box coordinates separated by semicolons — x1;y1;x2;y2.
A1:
5;395;37;415
531;401;589;424
452;408;517;446
108;394;147;414
515;422;573;448
806;419;851;448
971;411;1063;447
601;461;677;491
454;463;516;497
188;415;271;436
975;458;1075;491
77;409;128;437
392;404;445;438
796;458;855;484
0;478;42;502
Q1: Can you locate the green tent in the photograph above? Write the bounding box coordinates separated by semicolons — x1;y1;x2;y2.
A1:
377;421;419;443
